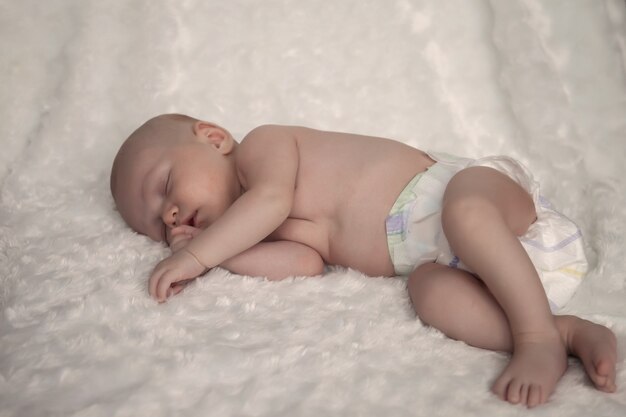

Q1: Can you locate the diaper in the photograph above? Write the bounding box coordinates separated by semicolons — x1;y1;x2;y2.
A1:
385;152;587;312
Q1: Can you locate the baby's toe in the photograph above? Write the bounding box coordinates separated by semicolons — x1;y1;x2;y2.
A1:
491;377;509;401
519;384;530;406
527;385;543;408
505;380;523;404
595;359;617;392
588;358;611;390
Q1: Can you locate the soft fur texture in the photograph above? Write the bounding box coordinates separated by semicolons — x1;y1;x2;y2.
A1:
1;1;625;415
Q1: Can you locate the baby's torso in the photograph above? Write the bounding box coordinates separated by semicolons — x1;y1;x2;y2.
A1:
266;127;434;277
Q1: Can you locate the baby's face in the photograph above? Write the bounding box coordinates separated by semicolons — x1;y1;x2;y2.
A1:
112;133;241;243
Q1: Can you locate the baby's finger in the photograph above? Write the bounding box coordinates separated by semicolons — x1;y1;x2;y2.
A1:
156;271;176;302
170;225;200;238
148;266;165;300
148;271;159;298
171;278;196;296
171;283;185;296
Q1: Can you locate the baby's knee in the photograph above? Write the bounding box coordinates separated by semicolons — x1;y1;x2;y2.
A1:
442;167;535;236
441;190;495;237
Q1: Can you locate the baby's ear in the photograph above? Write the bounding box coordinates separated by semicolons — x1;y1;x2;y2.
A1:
193;121;235;155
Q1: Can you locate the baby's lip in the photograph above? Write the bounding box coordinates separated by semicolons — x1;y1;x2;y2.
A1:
180;211;198;228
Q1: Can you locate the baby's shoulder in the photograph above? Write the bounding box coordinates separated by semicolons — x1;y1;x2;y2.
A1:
243;124;301;140
235;125;303;170
238;124;307;157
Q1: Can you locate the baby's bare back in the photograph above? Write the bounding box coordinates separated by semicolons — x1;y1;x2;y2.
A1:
263;126;434;277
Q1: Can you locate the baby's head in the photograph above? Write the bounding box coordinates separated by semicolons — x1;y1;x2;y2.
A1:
111;114;241;243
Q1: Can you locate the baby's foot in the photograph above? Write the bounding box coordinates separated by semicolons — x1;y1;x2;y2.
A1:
558;315;618;393
491;330;567;408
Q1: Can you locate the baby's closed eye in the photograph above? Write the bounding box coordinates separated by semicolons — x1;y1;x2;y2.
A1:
159;172;171;240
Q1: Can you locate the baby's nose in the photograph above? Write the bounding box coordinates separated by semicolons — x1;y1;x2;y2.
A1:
162;205;179;227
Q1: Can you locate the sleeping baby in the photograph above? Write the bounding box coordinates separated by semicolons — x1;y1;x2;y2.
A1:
110;113;617;408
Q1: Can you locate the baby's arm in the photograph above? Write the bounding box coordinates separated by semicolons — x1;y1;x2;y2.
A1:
150;127;298;300
221;241;325;279
168;225;323;288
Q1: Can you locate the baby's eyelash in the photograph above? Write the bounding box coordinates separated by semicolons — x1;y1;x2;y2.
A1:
164;172;171;195
161;172;171;242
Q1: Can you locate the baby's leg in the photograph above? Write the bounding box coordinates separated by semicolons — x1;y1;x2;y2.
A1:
408;263;617;401
440;166;566;407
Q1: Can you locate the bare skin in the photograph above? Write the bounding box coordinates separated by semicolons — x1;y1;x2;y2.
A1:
408;263;617;406
111;114;618;407
438;166;569;406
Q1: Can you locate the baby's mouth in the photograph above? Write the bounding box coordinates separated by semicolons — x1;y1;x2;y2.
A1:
181;211;198;228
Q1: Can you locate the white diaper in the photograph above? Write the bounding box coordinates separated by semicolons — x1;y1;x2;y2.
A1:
385;152;587;312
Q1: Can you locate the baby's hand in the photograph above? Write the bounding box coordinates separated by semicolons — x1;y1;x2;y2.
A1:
149;247;207;302
167;225;201;253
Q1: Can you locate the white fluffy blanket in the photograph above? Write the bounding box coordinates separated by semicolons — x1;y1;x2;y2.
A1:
1;1;625;415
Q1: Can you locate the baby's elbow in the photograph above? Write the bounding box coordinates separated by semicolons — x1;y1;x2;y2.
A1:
296;249;325;277
276;196;293;220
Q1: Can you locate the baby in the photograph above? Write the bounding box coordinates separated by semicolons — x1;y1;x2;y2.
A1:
110;113;617;408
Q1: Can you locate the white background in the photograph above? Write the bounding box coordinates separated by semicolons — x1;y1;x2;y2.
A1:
1;1;625;415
